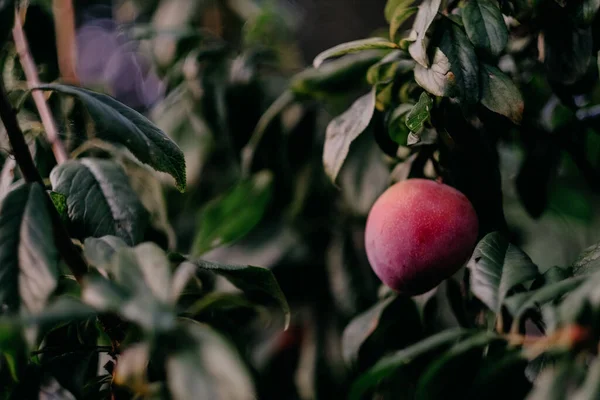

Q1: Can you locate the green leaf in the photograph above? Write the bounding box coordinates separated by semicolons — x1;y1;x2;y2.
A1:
385;0;413;21
406;92;433;132
48;191;68;224
313;38;398;68
170;262;198;303
548;271;600;329
82;272;176;333
50;159;149;246
408;0;442;67
536;266;573;287
366;51;412;85
467;232;538;313
121;158;176;249
414;47;453;97
191;259;290;329
376;82;395;110
342;294;423;371
20;297;96;327
420;279;467;331
439;21;480;104
390;5;419;41
82;243;177;332
338;133;390;216
35;84;187;192
578;0;600;25
0;321;26;381
291;51;385;96
0;0;14;45
191;170;273;256
83;236;128;269
572;241;600;276
111;243;173;304
342;295;399;366
479;63;524;124
0;182;59;314
349;329;470;400
503;276;585;319
187;292;257;318
323;88;377;183
387;104;414;145
462;0;508;57
415;332;504;399
166;320;255;400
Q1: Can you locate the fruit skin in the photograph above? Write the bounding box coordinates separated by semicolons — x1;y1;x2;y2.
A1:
364;178;479;295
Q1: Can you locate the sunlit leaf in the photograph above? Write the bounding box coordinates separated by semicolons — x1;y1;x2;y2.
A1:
313;38;398;68
408;0;442;67
406;92;433;132
414;47;453;97
390;4;418;41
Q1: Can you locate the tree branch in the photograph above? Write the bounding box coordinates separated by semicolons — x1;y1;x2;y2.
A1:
52;0;79;85
12;9;69;164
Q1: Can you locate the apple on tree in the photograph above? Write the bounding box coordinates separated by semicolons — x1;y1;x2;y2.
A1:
365;178;479;295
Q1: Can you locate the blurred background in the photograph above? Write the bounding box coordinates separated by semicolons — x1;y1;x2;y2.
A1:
13;0;600;398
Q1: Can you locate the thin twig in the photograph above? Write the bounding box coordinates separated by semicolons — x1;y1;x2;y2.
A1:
12;9;68;164
0;79;42;183
52;0;79;85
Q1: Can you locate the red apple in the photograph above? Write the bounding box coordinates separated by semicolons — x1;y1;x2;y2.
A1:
364;178;479;295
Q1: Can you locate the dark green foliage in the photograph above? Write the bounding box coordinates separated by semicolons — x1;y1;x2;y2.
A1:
1;0;600;399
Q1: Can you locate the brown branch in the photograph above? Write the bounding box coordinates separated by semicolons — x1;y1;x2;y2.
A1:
52;0;79;85
12;9;69;164
0;78;42;183
0;77;87;282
